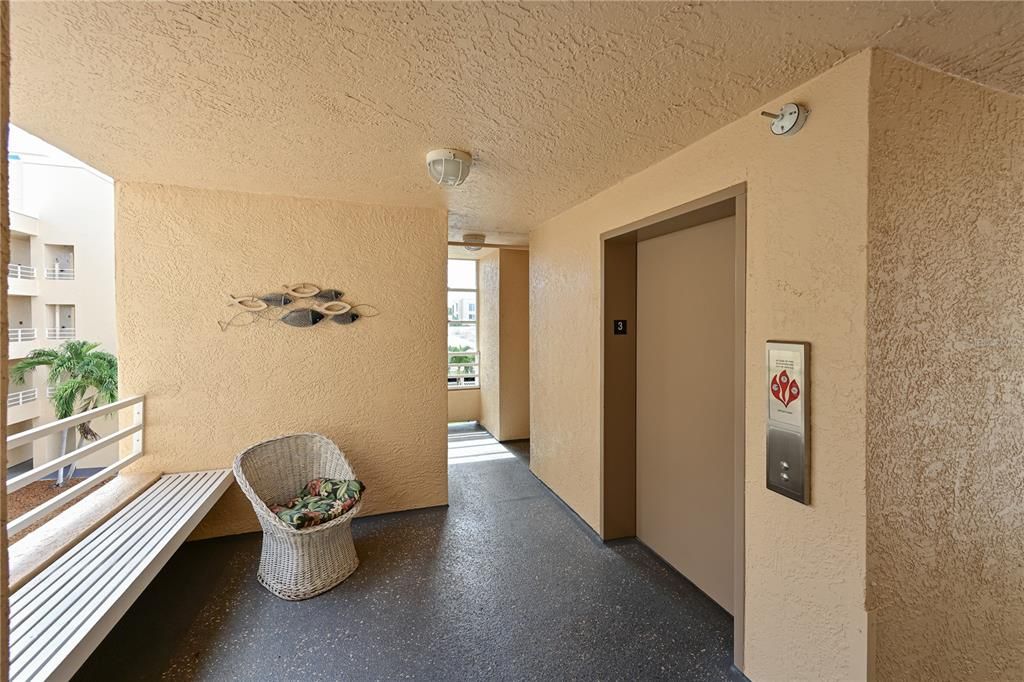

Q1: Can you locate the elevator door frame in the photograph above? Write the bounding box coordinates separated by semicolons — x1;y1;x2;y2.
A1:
599;183;747;671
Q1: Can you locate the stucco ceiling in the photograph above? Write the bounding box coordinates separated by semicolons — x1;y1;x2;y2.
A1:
9;2;1024;241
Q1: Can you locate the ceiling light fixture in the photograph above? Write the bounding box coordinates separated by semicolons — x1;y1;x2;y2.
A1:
462;233;486;252
426;148;472;186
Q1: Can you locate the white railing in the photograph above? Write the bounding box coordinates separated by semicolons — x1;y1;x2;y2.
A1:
6;395;145;536
448;351;480;389
9;328;38;343
46;328;76;340
7;388;38;407
45;267;75;281
8;264;36;279
46;385;57;398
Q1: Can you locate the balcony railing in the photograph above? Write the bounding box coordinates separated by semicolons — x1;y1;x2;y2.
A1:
46;385;57;399
45;267;75;281
448;351;480;389
8;264;36;279
9;328;38;343
6;395;145;536
7;388;38;408
46;327;76;340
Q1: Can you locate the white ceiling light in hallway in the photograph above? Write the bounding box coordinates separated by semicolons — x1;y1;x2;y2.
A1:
426;149;472;187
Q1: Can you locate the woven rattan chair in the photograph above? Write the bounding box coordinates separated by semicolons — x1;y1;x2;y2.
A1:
233;433;363;600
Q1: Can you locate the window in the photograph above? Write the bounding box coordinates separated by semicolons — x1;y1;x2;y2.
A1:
448;259;479;389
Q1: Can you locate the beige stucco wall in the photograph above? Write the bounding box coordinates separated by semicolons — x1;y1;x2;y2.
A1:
447;388;480;423
116;183;448;536
866;52;1024;680
530;52;871;680
479;249;530;441
498;249;530;441
478;250;500;435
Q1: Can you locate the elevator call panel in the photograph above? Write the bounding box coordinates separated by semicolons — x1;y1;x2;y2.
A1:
766;341;811;504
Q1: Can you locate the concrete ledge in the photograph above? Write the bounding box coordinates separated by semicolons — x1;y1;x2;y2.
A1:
9;471;161;592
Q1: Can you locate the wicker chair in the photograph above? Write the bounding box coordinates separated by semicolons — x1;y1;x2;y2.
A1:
233;433;363;600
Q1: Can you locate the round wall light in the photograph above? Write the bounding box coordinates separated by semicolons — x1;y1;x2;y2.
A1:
426;148;472;186
760;103;809;136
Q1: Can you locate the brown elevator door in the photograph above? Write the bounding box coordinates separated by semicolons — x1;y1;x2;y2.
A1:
636;215;736;613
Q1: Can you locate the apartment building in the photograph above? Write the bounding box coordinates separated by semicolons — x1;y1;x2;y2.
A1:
6;126;116;471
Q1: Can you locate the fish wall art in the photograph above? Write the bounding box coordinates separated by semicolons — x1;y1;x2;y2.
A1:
218;283;377;331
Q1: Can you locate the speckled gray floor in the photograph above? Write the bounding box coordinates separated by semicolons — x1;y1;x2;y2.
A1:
74;424;743;681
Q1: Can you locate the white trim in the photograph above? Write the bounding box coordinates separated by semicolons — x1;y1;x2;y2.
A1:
6;396;143;450
7;423;143;494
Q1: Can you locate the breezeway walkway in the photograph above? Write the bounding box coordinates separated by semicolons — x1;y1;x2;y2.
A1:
73;424;741;680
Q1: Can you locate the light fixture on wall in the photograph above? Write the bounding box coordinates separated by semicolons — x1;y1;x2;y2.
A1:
426;148;472;186
462;233;486;251
760;103;809;136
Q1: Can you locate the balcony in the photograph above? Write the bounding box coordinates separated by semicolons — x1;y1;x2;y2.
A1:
46;327;76;340
44;266;75;281
7;388;40;424
9;328;37;343
7;387;38;407
9;264;36;279
8;264;39;296
8;328;40;359
448;351;480;389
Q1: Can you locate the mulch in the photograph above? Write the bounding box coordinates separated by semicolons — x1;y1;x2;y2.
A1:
7;476;112;545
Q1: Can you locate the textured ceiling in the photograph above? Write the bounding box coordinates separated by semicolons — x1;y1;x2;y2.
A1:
9;2;1024;240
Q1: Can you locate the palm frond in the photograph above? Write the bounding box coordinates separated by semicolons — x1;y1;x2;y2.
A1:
10;349;62;385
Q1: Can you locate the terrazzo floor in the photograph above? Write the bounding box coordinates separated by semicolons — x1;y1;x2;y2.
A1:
74;424;743;681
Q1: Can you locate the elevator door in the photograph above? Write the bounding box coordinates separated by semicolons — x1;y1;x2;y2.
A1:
636;215;735;613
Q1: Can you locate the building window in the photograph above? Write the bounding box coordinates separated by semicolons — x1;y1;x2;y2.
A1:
448;259;479;389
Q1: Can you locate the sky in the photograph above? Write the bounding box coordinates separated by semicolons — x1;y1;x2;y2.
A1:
7;124;112;183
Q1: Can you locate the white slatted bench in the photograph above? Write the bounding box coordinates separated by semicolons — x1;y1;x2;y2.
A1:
8;469;234;682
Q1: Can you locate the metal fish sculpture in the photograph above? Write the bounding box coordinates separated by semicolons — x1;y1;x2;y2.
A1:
228;296;268;311
280;309;325;327
314;301;352;316
283;283;320;298
313;289;344;302
218;308;276;331
332;312;360;325
259;293;293;307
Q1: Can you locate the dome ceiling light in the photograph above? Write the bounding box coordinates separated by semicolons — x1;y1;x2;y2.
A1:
426;148;472;186
462;233;486;251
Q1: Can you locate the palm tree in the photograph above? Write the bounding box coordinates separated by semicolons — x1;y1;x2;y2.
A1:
11;341;118;486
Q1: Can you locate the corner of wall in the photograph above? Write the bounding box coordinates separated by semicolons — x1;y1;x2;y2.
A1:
478;250;501;437
866;50;1024;680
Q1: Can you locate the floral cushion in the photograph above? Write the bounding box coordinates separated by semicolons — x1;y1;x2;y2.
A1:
269;478;365;529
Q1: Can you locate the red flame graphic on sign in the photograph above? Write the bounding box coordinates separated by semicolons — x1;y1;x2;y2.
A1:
770;370;800;407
